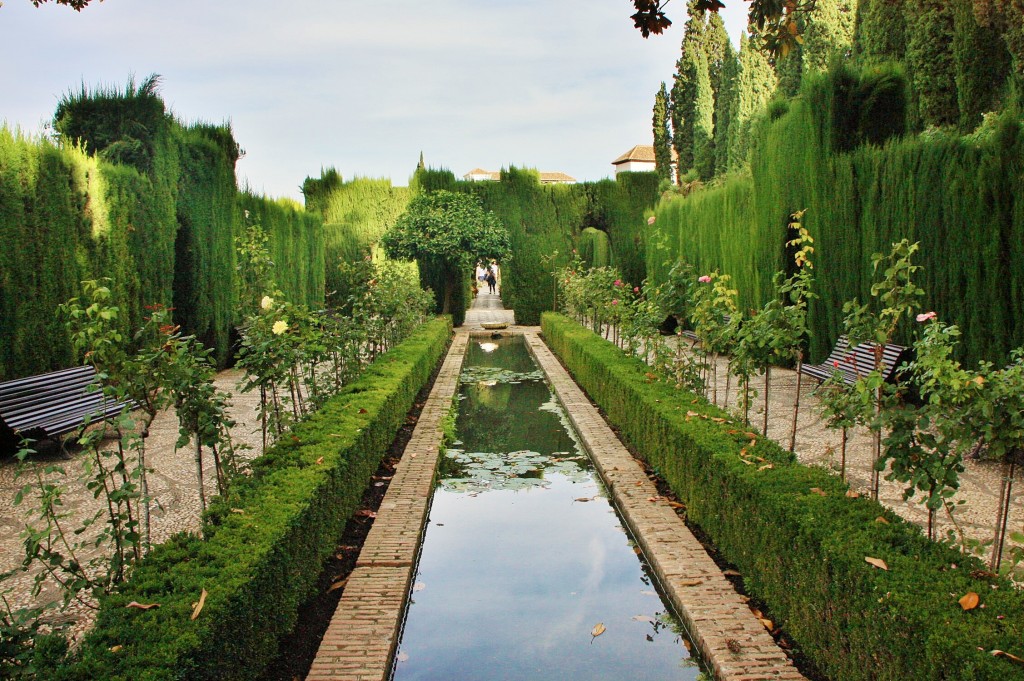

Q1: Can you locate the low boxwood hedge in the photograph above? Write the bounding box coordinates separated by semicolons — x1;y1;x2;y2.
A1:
542;312;1024;681
54;317;452;681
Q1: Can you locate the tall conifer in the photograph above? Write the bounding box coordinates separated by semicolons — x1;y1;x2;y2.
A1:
693;50;716;181
671;1;707;176
906;1;959;128
653;82;674;182
714;42;740;173
728;33;778;168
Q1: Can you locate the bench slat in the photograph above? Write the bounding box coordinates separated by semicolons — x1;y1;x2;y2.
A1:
0;366;133;444
800;335;909;386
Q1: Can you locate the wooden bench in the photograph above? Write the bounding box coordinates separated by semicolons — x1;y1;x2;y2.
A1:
800;335;910;386
0;366;132;449
680;315;732;344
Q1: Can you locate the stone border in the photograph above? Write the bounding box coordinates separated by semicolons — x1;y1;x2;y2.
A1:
310;327;807;681
522;330;807;681
307;331;468;681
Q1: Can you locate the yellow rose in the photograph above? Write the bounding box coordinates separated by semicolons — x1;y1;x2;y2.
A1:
272;320;289;335
261;296;274;311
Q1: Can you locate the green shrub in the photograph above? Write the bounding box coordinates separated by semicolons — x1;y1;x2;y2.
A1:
57;317;452;681
542;312;1024;681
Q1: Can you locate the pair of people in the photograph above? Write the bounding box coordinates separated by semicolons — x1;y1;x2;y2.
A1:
476;262;498;295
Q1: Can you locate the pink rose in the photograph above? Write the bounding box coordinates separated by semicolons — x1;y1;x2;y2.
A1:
698;275;712;283
647;216;656;225
916;311;937;322
833;360;840;368
611;299;619;306
633;286;640;294
614;279;623;287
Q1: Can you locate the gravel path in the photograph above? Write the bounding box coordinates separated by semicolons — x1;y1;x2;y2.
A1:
0;369;264;639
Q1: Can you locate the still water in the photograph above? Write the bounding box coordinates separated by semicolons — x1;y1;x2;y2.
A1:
391;336;708;681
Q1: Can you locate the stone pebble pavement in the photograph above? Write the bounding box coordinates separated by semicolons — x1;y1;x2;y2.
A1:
0;368;265;640
310;294;804;681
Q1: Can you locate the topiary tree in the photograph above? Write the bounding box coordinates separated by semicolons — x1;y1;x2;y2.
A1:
381;190;511;326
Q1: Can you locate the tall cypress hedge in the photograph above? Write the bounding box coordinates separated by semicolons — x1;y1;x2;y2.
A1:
647;63;1024;366
302;171;411;307
2;80;325;379
238;191;325;311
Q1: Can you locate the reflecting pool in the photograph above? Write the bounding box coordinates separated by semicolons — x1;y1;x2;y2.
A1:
391;336;708;681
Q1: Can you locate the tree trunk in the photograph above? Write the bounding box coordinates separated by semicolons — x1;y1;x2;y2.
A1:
790;355;803;453
762;366;771;437
990;455;1017;571
195;438;207;513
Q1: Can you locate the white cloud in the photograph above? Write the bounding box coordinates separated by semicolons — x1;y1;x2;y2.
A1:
2;0;746;201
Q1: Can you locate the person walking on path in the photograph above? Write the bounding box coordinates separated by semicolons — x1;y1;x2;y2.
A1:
485;267;497;294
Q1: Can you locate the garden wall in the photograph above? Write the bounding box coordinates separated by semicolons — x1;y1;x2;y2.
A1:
56;317;452;681
647;64;1024;365
413;167;659;325
543;312;1024;681
1;87;325;379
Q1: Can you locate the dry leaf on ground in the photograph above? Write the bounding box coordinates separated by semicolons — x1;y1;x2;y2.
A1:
125;602;160;610
959;592;980;610
865;557;889;571
591;622;606;637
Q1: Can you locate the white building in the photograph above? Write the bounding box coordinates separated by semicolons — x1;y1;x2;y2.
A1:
462;168;577;185
611;145;676;180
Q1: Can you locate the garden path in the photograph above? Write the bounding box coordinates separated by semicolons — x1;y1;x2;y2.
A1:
0;369;264;640
668;339;1024;567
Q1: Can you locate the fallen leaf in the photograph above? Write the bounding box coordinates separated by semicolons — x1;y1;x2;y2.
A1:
711;417;726;423
647;496;663;502
574;496;594;502
591;622;606;637
723;569;741;577
190;588;208;621
686;410;700;418
959;592;980;611
315;456;324;465
875;516;890;525
992;650;1024;665
327;578;349;593
809;487;827;497
845;490;860;498
631;615;655;622
678;579;704;587
230;508;245;514
668;501;685;509
748;439;757;448
758;464;774;471
358;408;368;414
865;556;889;571
109;645;123;653
759;617;774;630
125;601;160;610
355;509;377;518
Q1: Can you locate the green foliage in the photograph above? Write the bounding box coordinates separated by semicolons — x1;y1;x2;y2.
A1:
172;123;239;367
647;64;1023;367
237;191;325;314
801;0;856;74
301;171;411;307
542;312;1024;681
382;189;510;325
692;50;716;181
854;0;907;62
59;318;452;681
905;1;959;128
952;0;1012;132
729;33;778;169
652;82;673;182
577;227;611;268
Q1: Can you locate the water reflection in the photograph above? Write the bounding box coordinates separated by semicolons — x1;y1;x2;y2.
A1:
392;336;706;681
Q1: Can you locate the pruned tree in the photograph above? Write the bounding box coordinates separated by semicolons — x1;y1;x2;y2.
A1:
381;190;511;324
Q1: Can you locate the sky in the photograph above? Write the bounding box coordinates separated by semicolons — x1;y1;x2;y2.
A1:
2;1;746;203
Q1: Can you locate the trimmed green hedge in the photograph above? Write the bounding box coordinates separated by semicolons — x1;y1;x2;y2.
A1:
57;317;452;681
542;312;1024;681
